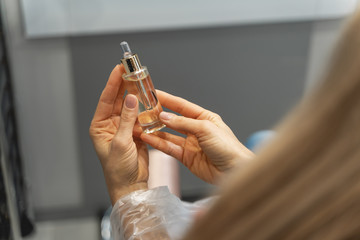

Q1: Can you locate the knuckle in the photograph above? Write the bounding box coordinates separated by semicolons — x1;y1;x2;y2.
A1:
203;110;222;122
201;110;221;121
153;138;162;150
121;110;135;122
166;142;177;157
166;145;174;156
171;115;185;127
177;116;186;124
212;113;222;121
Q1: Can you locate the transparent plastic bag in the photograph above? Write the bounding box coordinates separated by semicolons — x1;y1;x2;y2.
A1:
110;186;214;240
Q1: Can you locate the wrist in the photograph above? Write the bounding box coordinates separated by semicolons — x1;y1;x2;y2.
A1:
233;145;255;166
109;182;148;205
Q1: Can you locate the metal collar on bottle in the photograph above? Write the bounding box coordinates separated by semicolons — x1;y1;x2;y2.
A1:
121;54;142;73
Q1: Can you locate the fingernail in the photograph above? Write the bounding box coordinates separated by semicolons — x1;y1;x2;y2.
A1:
160;111;175;120
125;94;137;109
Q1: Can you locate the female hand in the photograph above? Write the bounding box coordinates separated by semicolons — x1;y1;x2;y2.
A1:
141;91;255;184
89;65;148;205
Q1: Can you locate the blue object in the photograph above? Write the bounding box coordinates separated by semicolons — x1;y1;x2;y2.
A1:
245;130;275;152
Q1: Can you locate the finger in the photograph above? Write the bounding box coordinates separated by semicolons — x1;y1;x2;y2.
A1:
115;94;139;140
133;121;143;139
93;65;125;121
145;131;186;147
141;133;184;160
112;84;126;116
156;90;208;119
112;65;127;115
159;111;212;136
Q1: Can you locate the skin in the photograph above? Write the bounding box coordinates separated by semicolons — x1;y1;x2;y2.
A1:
89;64;254;205
89;65;148;205
141;90;255;184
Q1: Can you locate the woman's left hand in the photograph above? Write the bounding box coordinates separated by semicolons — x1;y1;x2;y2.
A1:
89;65;148;205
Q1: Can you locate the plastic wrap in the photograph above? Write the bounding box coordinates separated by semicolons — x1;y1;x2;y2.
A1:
110;186;214;240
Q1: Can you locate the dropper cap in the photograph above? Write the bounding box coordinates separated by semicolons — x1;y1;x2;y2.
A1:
120;41;142;73
120;41;132;57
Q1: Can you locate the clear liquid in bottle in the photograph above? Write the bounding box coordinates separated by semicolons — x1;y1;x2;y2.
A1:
123;67;165;133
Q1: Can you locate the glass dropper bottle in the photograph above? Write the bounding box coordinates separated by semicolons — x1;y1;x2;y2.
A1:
120;41;165;133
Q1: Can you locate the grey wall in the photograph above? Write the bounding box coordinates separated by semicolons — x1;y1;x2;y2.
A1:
70;22;310;211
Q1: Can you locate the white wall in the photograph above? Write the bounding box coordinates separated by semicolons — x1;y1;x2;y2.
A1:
305;19;345;91
305;1;360;90
21;0;358;38
1;0;83;210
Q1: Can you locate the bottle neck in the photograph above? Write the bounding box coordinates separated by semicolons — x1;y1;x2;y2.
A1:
121;54;142;73
122;66;148;81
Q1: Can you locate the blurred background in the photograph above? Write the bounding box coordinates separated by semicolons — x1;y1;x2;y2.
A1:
0;0;358;239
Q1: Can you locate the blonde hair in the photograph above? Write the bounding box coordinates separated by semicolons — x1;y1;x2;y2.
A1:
183;9;360;240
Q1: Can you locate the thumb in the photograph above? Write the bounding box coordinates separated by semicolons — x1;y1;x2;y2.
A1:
159;111;211;136
115;94;139;139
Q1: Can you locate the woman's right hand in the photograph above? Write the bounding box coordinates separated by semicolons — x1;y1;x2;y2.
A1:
141;90;255;184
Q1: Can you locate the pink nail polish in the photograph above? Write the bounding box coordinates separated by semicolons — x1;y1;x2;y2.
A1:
120;41;165;134
125;94;137;109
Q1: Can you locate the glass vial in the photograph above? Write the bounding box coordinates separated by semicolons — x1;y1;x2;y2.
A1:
120;42;165;133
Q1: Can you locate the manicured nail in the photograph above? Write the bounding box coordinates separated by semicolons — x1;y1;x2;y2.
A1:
125;94;137;109
160;111;175;120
